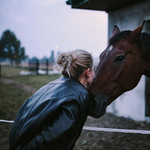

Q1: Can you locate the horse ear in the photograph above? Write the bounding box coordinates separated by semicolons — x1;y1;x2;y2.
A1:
129;21;145;42
113;25;120;36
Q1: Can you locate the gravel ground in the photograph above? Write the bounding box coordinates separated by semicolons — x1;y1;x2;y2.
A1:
74;113;150;150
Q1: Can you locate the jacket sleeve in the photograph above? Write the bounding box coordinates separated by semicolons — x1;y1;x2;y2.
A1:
22;102;80;150
88;96;107;118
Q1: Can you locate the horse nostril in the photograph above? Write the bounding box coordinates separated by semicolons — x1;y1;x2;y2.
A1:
114;79;117;82
93;77;96;82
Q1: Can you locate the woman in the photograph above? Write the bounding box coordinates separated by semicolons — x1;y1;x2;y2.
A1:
9;49;106;150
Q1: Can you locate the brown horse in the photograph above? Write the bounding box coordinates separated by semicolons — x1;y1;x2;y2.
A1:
89;21;150;110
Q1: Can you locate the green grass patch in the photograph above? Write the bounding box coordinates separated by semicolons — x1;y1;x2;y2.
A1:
5;74;61;90
1;65;61;90
1;65;28;77
0;81;32;150
0;81;32;120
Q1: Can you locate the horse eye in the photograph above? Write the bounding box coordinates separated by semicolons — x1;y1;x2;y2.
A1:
114;55;125;62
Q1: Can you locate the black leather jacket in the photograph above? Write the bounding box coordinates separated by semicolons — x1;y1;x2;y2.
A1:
9;76;107;150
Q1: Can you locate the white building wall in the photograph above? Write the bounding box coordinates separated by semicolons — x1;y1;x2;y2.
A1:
106;1;150;121
108;0;150;38
107;76;145;121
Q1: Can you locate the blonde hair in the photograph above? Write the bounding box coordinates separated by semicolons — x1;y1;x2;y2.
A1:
56;49;93;78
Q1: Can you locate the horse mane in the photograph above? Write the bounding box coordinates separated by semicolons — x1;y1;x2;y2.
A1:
109;30;150;49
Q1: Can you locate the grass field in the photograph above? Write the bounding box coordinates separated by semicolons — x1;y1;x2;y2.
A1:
0;65;61;150
0;81;32;150
1;65;28;76
1;66;61;90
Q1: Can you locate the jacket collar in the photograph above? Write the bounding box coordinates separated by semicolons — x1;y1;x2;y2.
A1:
60;76;95;98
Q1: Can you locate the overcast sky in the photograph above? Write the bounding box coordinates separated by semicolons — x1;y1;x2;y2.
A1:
0;0;108;59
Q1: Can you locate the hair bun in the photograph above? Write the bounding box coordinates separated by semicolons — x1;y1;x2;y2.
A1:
69;52;76;62
56;49;93;78
56;52;68;67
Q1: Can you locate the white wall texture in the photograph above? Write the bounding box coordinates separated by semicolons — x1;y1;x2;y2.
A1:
107;76;146;121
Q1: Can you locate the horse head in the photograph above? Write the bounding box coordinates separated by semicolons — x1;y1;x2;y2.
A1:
89;21;150;106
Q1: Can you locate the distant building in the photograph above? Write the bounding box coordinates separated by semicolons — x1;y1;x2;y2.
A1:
57;51;60;57
67;0;150;121
41;56;47;61
49;50;55;63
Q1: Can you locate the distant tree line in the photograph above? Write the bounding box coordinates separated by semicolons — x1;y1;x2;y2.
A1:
0;29;27;65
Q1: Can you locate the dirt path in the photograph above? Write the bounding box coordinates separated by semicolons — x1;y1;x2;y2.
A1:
74;114;150;150
1;78;36;94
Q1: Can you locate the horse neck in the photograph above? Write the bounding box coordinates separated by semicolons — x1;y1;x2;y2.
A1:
88;82;99;96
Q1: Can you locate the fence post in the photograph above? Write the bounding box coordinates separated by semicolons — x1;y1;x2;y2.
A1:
46;59;48;74
0;63;1;78
36;58;39;75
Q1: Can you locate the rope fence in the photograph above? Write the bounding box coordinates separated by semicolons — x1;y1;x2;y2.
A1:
0;119;14;123
1;119;150;135
83;126;150;134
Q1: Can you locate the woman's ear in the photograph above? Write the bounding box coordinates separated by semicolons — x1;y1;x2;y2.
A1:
85;68;91;78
